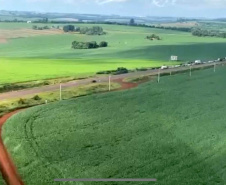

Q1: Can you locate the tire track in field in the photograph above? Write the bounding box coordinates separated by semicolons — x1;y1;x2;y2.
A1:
23;110;63;184
0;78;144;185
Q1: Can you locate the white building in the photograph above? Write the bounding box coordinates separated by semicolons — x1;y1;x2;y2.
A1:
171;56;178;61
27;21;32;24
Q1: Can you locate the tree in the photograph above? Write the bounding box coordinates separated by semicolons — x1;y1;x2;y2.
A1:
129;18;135;25
99;41;108;47
80;26;105;35
63;25;75;32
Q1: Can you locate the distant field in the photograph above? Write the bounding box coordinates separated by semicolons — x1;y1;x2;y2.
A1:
3;66;226;185
0;23;226;84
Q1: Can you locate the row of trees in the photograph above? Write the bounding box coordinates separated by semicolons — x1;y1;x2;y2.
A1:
146;34;161;40
32;25;50;30
80;26;106;35
72;41;108;49
63;25;106;35
192;28;226;38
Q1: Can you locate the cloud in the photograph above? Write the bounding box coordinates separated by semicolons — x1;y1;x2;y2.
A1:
25;0;226;8
152;0;176;7
96;0;128;4
154;0;226;7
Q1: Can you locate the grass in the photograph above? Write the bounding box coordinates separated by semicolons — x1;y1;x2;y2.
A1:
0;82;120;117
0;175;5;185
1;23;226;84
3;66;226;185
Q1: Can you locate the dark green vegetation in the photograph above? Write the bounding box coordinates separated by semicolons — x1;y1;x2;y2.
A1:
63;25;76;32
192;28;226;38
71;41;108;49
32;25;50;30
3;66;226;185
63;25;106;35
96;67;128;75
79;26;106;35
146;34;161;40
0;83;120;117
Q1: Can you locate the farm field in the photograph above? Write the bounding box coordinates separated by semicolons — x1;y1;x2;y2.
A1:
3;66;226;185
1;23;226;84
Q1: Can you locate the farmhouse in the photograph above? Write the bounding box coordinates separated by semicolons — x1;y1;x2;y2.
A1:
27;21;32;23
171;55;178;61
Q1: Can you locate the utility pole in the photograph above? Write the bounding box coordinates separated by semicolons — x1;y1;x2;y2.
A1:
60;84;62;101
158;69;160;83
109;75;111;91
190;66;192;77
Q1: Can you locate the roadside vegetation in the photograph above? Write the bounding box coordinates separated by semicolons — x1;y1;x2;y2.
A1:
3;66;226;185
0;76;90;93
0;82;120;117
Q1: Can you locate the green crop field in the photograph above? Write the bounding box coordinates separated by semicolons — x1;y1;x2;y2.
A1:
0;175;5;185
3;66;226;185
0;23;226;84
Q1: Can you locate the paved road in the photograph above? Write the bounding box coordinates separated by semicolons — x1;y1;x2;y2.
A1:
0;62;225;101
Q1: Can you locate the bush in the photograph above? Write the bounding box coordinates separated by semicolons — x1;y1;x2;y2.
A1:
96;67;128;75
18;98;26;105
99;41;108;47
147;34;161;40
32;95;42;101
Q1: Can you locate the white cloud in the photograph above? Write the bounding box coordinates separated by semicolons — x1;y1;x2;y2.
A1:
25;0;226;8
96;0;128;4
153;0;226;7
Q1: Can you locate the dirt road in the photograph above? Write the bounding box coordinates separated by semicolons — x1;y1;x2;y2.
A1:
0;62;224;101
0;110;24;185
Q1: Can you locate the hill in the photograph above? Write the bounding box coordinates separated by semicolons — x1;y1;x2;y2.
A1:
3;66;226;185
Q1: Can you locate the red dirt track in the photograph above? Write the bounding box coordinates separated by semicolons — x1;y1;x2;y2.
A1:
0;110;24;185
114;79;138;90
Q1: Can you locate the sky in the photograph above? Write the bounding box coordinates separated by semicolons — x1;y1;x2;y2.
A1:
1;0;226;18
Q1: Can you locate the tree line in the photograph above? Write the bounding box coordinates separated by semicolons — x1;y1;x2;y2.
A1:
32;25;50;30
72;41;108;49
192;28;226;38
63;25;106;35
